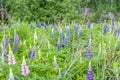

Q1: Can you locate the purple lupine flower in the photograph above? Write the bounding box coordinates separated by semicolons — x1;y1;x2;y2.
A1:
111;18;115;31
44;23;47;30
73;24;78;31
36;20;41;28
115;28;120;37
64;34;69;48
78;30;82;38
57;38;62;51
59;28;63;42
87;62;94;80
30;22;32;28
87;20;91;28
51;29;54;39
54;55;58;68
29;46;34;59
66;26;70;42
103;20;107;34
9;68;14;80
2;35;6;49
8;45;16;65
86;40;92;59
14;30;19;51
58;69;62;79
22;56;30;76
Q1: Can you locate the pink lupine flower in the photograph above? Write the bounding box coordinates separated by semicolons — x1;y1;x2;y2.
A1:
8;45;16;65
21;56;30;76
9;68;14;80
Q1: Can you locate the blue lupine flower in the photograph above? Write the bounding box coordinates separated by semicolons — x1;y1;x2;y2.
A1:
78;30;82;37
111;18;115;30
57;38;62;51
29;47;34;59
87;62;94;80
66;26;70;42
73;24;78;31
30;22;32;28
54;25;59;32
115;28;120;37
14;30;19;51
51;29;54;39
59;28;63;42
64;34;69;48
103;20;107;34
36;20;41;28
47;22;50;26
86;40;92;59
87;20;91;28
44;23;47;30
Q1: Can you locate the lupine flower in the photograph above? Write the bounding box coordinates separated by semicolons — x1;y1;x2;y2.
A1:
8;45;16;65
57;38;62;51
66;26;70;42
36;20;41;28
111;18;115;31
44;23;47;30
115;28;120;37
1;43;5;62
59;28;63;42
14;30;19;51
58;69;62;79
51;28;54;39
2;35;6;49
54;25;59;32
29;45;34;59
103;20;107;34
87;20;91;28
86;39;92;59
64;34;69;48
9;68;14;80
73;24;78;31
54;55;58;68
78;30;82;38
30;22;32;28
21;56;30;76
87;62;94;80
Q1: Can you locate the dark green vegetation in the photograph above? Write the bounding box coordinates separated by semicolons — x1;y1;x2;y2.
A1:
2;0;120;23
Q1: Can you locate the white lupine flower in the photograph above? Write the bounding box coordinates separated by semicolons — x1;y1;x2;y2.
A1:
9;68;14;80
8;45;16;65
21;56;30;76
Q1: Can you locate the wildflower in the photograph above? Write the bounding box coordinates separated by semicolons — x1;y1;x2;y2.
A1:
29;45;34;59
58;69;62;79
51;28;54;39
44;23;47;30
21;56;30;76
86;39;92;59
57;38;62;51
30;22;32;28
14;30;19;51
111;18;115;30
66;26;70;42
54;25;59;32
8;45;16;65
64;34;69;48
87;62;94;80
36;20;41;28
103;20;107;34
87;20;91;28
54;55;58;68
73;24;78;31
59;28;63;42
78;30;82;38
47;21;50;26
9;68;14;80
